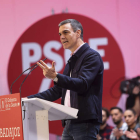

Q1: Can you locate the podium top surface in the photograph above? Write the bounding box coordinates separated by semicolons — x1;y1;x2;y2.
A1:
22;98;78;121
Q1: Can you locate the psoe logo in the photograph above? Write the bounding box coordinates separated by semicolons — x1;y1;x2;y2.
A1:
0;98;6;111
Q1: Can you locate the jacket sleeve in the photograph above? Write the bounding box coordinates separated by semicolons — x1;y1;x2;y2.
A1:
55;53;103;94
27;85;62;101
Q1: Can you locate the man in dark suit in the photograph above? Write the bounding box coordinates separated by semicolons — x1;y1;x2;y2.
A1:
28;19;104;140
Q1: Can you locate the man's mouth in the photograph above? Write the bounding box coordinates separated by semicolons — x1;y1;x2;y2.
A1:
63;41;68;44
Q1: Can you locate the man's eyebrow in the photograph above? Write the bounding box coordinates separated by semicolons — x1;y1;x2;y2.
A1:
63;29;70;31
59;29;70;33
59;29;70;35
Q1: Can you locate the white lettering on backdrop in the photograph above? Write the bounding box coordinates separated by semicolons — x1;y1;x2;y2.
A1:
21;37;109;92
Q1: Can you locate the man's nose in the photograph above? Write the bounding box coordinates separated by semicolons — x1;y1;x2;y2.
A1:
60;34;65;39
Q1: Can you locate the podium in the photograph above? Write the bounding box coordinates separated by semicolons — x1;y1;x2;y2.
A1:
22;98;78;140
0;93;24;140
0;93;78;140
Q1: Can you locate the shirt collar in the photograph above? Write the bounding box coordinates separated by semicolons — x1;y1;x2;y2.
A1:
70;43;85;56
67;43;89;64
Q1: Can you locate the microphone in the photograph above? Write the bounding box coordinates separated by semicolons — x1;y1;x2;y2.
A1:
19;58;47;96
10;58;47;94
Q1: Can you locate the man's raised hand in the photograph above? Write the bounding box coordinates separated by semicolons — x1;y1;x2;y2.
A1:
37;60;57;79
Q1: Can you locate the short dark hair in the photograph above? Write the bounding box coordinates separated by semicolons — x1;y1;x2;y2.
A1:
110;107;123;113
58;19;83;40
102;107;110;118
125;108;137;116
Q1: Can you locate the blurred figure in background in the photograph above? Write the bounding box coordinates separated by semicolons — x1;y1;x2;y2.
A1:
110;107;128;140
126;77;140;120
123;109;140;140
120;76;140;119
97;108;113;140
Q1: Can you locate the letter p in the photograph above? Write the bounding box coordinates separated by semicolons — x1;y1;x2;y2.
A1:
21;43;42;74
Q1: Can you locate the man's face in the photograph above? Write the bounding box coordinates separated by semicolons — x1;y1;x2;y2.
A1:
110;109;123;125
59;23;80;51
101;110;108;125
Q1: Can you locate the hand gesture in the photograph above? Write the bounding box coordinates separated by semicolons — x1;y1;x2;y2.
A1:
96;134;102;140
125;129;139;140
37;60;57;79
113;128;123;139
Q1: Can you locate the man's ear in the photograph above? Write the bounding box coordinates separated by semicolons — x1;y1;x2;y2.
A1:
76;30;81;38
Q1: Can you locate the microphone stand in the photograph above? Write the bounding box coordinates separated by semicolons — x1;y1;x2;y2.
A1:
19;58;47;97
10;58;47;94
19;65;37;96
